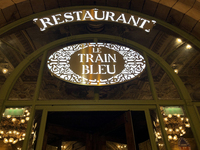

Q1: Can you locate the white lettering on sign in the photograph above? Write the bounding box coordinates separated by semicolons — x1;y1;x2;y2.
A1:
33;9;156;32
47;43;146;86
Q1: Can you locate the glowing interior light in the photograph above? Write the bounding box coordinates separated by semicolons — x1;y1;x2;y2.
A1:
13;139;18;144
176;38;182;43
21;119;25;123
174;69;178;74
168;114;172;118
168;135;172;140
3;138;8;143
2;68;8;74
9;138;14;143
26;117;29;121
173;135;178;140
12;118;16;122
185;124;190;127
186;44;192;49
176;129;179;132
6;115;11;119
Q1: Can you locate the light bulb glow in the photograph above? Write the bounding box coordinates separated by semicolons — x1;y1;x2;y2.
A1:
174;69;178;74
21;119;25;123
26;117;29;121
2;68;8;74
7;115;11;119
13;139;18;144
3;138;8;143
185;124;190;127
186;44;192;49
12;118;16;122
176;38;182;43
168;114;172;118
173;135;178;140
168;135;172;140
9;138;14;143
176;129;179;132
169;128;173;132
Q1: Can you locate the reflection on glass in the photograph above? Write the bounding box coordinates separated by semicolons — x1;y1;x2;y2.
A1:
39;50;94;100
28;110;42;150
160;36;200;102
107;141;127;149
159;106;197;149
99;69;153;100
150;109;165;150
148;57;181;100
0;107;31;150
43;111;152;149
8;57;41;101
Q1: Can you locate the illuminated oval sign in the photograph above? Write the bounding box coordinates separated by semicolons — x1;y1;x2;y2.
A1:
47;43;146;86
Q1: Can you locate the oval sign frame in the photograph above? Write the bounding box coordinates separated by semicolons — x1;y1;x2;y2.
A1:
47;43;146;86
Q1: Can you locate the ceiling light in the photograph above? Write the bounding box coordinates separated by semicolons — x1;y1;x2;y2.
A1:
176;38;182;43
186;44;192;49
174;69;178;74
2;68;8;74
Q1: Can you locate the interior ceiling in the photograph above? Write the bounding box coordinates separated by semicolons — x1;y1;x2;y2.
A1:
0;0;200;101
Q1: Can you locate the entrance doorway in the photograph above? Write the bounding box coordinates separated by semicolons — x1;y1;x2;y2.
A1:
42;111;150;150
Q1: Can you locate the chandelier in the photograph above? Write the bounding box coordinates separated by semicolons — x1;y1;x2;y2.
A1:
0;108;30;144
154;107;191;148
